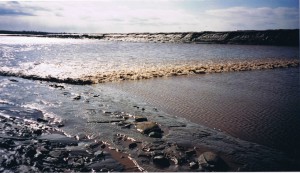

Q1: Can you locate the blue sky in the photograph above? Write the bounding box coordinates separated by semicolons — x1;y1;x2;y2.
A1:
0;0;298;33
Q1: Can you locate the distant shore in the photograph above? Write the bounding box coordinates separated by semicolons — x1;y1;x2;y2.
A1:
0;29;299;46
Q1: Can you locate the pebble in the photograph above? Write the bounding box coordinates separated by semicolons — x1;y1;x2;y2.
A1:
189;161;199;169
153;155;170;167
148;131;162;138
136;121;162;134
73;95;81;100
37;118;48;123
185;149;196;156
198;151;226;171
76;133;87;141
134;115;148;122
128;142;138;149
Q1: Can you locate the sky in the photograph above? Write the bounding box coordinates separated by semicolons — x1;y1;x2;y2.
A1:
0;0;299;33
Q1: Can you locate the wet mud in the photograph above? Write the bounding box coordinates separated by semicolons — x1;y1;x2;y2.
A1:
0;72;299;172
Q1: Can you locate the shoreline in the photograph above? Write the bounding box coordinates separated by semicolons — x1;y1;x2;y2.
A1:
1;29;299;46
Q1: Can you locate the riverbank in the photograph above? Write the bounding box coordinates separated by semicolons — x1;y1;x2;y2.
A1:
1;29;299;46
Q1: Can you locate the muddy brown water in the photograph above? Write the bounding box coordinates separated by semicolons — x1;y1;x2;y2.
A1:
106;68;300;156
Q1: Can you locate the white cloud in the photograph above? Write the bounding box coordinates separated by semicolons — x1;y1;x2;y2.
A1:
205;7;299;30
0;1;298;32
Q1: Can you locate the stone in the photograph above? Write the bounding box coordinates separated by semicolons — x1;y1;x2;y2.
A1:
76;133;87;141
57;124;64;128
128;142;137;149
136;122;161;134
185;149;196;157
198;151;226;171
24;145;37;158
134;115;148;122
100;144;106;149
153;155;170;167
37;118;48;123
189;161;199;169
148;132;162;138
33;129;42;136
87;142;102;149
94;151;104;159
73;95;81;100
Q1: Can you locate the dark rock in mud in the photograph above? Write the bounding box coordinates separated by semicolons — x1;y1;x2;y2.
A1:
73;95;81;100
76;133;88;141
87;141;102;150
129;142;138;149
24;145;36;158
185;149;197;157
49;84;65;89
198;151;227;171
38;134;78;146
153;155;170;167
9;79;18;82
136;121;162;134
134;115;148;122
148;131;162;138
57;123;64;128
189;161;199;169
36;117;48;123
94;151;104;159
100;144;106;149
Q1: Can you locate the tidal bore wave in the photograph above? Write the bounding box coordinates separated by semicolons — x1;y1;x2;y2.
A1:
0;59;299;85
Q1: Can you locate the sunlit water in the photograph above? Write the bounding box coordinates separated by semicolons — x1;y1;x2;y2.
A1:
0;36;298;83
0;36;299;157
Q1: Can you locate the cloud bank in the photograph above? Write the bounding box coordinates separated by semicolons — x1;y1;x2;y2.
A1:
0;1;298;32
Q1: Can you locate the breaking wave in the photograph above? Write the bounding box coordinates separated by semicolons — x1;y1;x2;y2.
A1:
0;58;299;85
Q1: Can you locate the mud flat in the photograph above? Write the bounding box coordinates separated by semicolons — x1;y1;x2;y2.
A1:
1;76;299;172
0;102;140;172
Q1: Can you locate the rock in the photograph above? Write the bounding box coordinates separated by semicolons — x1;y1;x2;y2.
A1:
33;129;42;136
73;95;81;100
153;155;170;167
37;118;48;123
24;145;37;158
9;79;18;82
49;84;65;89
76;133;87;141
38;146;50;154
185;149;196;157
148;131;162;138
2;155;17;168
134;115;148;122
94;151;104;159
189;161;199;169
198;151;227;171
100;144;106;149
136;122;162;134
87;142;102;149
0;139;14;149
122;124;131;129
128;142;137;149
57;124;64;128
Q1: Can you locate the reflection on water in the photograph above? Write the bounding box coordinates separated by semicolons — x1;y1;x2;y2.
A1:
107;68;300;155
0;36;299;83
